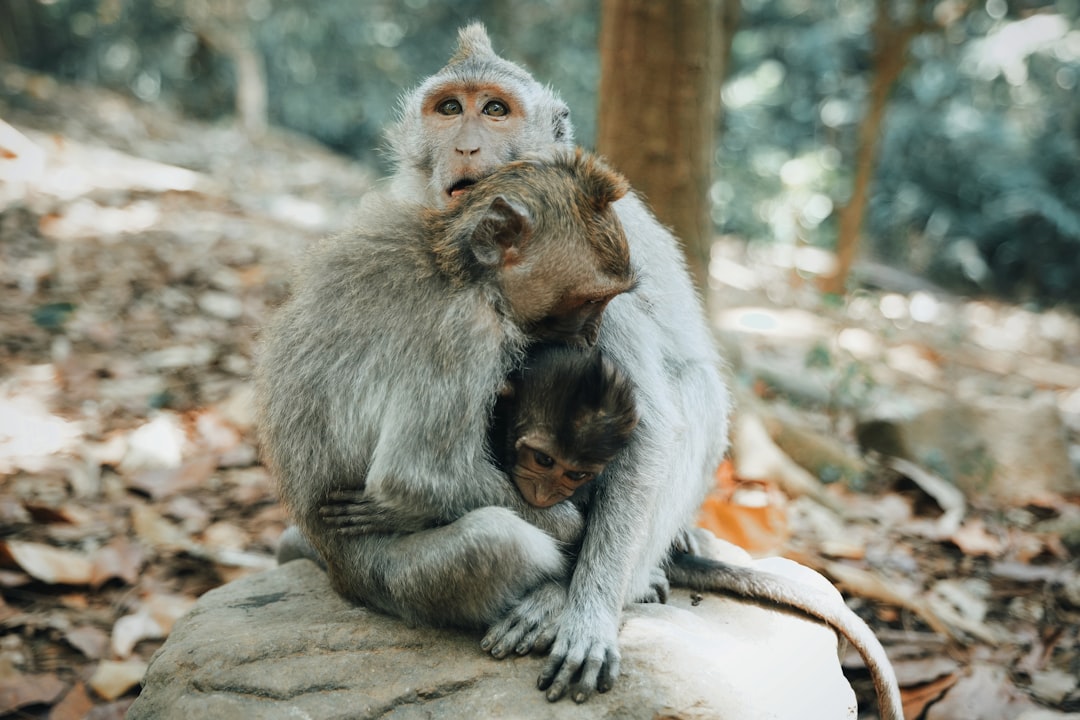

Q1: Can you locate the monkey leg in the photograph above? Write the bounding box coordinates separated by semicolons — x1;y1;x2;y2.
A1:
323;506;568;630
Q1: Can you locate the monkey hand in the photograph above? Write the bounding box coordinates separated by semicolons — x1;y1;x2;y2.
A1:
672;525;701;556
634;566;670;604
537;606;621;703
318;490;430;534
481;581;566;659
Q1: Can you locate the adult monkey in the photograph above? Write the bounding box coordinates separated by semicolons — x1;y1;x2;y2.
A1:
261;150;635;628
333;22;733;701
312;23;902;718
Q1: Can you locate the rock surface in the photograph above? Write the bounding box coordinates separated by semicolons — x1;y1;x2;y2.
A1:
129;550;859;720
858;391;1078;501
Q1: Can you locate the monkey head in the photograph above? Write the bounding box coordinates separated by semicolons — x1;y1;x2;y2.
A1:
389;23;574;208
430;150;635;348
505;346;639;508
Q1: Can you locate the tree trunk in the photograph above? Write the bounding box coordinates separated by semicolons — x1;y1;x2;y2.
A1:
597;0;726;293
820;0;928;295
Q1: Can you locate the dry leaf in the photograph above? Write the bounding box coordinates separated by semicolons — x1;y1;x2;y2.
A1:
143;592;196;634
901;671;959;720
88;660;147;701
48;681;94;720
950;518;1006;557
130;503;191;550
91;536;146;587
127;454;216;501
202;521;249;552
0;672;66;714
731;410;843;512
697;480;790;555
64;625;110;660
192;407;242;452
111;610;164;658
885;455;965;537
925;665;1039;720
1;540;94;585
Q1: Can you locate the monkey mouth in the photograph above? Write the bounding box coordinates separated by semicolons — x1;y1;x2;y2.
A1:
448;178;479;198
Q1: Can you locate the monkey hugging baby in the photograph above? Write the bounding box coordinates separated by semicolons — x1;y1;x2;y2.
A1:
255;24;903;719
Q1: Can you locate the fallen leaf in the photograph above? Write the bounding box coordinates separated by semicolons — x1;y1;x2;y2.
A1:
88;660;147;701
127;454;217;500
885;456;965;537
91;536;146;587
925;665;1041;720
143;592;196;635
130;503;191;550
202;521;249;551
58;593;88;609
902;671;959;720
48;681;94;720
950;518;1006;557
0;569;31;587
192;407;242;452
64;625;110;660
0;672;66;714
1;540;94;585
111;611;164;659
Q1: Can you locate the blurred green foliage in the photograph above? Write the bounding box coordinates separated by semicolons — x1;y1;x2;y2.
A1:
2;0;1077;306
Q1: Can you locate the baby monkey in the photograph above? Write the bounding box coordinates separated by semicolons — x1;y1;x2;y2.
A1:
491;347;903;720
490;345;638;511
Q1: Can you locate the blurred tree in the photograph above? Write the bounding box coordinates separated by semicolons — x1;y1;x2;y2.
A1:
596;0;732;292
820;0;937;295
182;0;267;137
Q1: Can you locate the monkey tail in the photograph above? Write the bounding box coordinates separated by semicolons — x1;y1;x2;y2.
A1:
667;553;904;720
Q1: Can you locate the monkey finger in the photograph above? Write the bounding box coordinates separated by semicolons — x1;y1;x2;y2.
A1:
596;647;620;693
515;623;549;655
651;575;670;604
318;503;374;519
482;618;528;657
571;649;608;703
325;489;367;503
538;641;583;701
531;624;558;653
673;527;702;556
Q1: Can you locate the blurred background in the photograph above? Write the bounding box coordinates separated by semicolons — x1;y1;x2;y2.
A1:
3;0;1078;305
2;2;1080;717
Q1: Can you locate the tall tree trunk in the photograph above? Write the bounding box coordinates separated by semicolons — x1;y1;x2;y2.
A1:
820;0;928;295
597;0;727;293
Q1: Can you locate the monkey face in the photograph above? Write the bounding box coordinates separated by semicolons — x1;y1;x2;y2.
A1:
511;439;601;508
421;84;529;206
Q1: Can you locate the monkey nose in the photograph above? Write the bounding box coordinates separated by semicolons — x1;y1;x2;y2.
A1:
455;146;480;156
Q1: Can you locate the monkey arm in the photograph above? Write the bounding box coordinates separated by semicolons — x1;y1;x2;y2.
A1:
318;485;584;545
490;196;731;703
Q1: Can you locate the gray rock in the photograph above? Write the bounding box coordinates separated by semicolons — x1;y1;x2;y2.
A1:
129;557;858;720
858;391;1078;501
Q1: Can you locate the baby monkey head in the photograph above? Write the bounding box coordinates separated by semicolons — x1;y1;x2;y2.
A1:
506;345;638;508
431;149;635;349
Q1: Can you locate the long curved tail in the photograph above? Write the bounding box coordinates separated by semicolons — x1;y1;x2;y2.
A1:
668;552;904;720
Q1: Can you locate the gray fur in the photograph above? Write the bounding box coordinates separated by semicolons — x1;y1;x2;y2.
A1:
258;152;625;629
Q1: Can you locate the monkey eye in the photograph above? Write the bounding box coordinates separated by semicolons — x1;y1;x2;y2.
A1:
565;470;595;484
436;99;463;115
483;100;509;117
533;450;555;469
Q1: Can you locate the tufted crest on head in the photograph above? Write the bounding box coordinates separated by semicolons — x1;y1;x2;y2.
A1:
448;22;496;64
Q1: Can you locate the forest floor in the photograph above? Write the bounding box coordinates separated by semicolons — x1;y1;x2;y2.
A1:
1;64;1079;720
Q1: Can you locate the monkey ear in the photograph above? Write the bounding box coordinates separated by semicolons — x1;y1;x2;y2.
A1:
553;104;572;144
579;151;630;211
469;196;532;267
